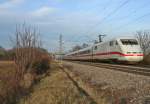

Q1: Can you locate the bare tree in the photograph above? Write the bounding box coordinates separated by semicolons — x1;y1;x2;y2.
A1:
11;24;42;80
135;30;150;55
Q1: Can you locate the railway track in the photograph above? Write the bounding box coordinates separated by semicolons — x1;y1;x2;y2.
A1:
69;61;150;76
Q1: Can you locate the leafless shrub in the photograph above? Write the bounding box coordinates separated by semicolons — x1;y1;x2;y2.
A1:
0;23;50;104
0;23;52;104
0;24;43;104
135;30;150;55
11;24;42;78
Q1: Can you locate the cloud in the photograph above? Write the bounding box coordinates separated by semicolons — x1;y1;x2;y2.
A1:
31;6;56;17
0;0;24;10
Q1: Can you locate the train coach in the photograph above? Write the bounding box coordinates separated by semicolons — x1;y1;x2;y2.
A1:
64;37;144;63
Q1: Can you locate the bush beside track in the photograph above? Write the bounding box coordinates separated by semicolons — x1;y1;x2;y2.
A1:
0;50;51;104
143;53;150;64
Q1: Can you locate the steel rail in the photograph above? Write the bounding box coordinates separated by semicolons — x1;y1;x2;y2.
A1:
70;61;150;76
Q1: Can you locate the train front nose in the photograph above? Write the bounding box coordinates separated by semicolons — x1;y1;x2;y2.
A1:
119;38;144;63
124;55;143;62
121;51;144;63
119;52;144;63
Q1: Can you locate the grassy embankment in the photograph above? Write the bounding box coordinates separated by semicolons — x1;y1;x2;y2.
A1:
19;61;94;104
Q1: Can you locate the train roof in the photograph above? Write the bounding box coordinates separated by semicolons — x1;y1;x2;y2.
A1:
93;36;137;45
65;46;92;56
114;36;137;40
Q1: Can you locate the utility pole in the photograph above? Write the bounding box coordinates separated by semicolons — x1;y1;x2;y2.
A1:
99;34;106;43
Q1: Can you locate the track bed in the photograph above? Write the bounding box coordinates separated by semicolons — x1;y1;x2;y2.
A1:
63;61;150;104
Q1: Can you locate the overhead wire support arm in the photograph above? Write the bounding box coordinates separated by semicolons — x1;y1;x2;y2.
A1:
99;34;106;43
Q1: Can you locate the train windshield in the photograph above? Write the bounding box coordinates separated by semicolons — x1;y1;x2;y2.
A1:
121;39;138;45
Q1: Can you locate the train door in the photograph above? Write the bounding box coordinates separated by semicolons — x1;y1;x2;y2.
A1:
91;47;94;62
94;45;99;60
109;40;118;60
105;42;110;59
112;40;119;59
108;41;113;59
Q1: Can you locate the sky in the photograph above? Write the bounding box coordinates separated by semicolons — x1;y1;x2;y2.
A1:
0;0;150;52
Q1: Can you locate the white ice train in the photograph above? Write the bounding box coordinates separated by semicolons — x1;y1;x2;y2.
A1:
64;37;144;63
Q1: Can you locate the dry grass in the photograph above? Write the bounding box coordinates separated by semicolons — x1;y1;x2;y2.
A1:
0;61;18;103
0;61;15;77
0;60;46;104
0;61;16;88
19;62;93;104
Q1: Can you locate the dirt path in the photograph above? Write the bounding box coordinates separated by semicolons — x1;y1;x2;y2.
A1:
19;62;94;104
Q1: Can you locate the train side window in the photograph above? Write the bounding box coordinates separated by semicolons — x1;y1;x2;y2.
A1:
116;41;118;45
110;41;113;46
94;46;97;50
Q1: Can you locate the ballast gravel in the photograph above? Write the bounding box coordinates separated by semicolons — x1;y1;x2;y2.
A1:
63;61;150;103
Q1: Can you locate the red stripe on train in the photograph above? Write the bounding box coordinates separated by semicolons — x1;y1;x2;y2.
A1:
98;52;144;56
74;52;144;57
